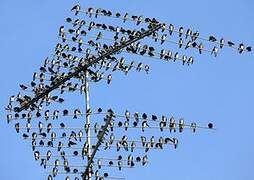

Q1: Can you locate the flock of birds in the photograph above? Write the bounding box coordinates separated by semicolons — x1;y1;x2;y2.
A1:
6;105;214;180
6;3;252;180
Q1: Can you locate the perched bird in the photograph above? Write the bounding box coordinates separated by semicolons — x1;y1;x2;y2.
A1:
179;118;185;132
68;141;77;147
179;38;183;48
87;7;94;18
46;150;52;161
191;122;197;132
186;28;192;39
71;5;81;16
142;155;148;166
191;31;199;41
238;43;245;54
118;160;123;171
38;121;44;133
185;40;192;50
15;123;20;133
34;151;40;161
169;24;174;36
220;38;225;48
209;35;217;42
178;27;184;37
123;13;129;23
211;46;219;57
173;138;178;149
141;120;149;132
208;123;213;129
131;141;136;152
161;34;167;44
169;116;176;132
107;74;112;84
198;43;204;54
227;41;235;47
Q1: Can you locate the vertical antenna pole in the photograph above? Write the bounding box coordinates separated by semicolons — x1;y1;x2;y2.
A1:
85;70;91;180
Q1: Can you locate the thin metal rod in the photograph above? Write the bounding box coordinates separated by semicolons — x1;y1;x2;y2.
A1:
14;24;162;113
82;115;113;180
84;70;91;180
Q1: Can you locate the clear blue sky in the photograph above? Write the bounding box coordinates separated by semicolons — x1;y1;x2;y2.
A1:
1;0;254;180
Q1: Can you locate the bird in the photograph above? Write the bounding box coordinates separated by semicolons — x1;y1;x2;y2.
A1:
169;24;174;36
246;46;252;52
20;84;28;90
51;131;57;141
60;122;65;129
123;13;128;23
198;43;204;54
59;26;65;37
169;116;176;132
178;27;184;37
145;142;151;152
26;122;31;133
220;38;225;48
78;130;83;141
47;123;52;133
227;41;235;47
211;46;219;57
185;40;192;49
53;110;59;120
52;167;58;177
186;28;192;39
142;155;148;166
182;55;187;65
95;8;102;18
73;109;81;119
117;160;123;171
68;141;77;147
209;35;217;42
15;123;20;133
173;138;178;149
191;31;199;41
174;52;179;61
34;151;40;161
131;141;136;152
179;118;185;132
238;43;245;54
179;38;183;48
58;141;63;152
208;123;213;129
71;5;81;16
107;74;112;84
187;56;194;65
161;34;167;44
46;150;52;161
137;15;143;25
87;7;94;18
141;136;146;147
48;175;53;180
159;116;167;131
63;109;68;116
45;110;50;120
38;121;44;133
141;120;149;132
150;136;155;147
191;122;197;132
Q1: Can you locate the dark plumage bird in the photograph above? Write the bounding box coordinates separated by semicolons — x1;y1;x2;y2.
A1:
71;5;81;15
169;24;174;36
15;123;20;133
209;35;217;42
68;141;77;147
208;123;213;129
